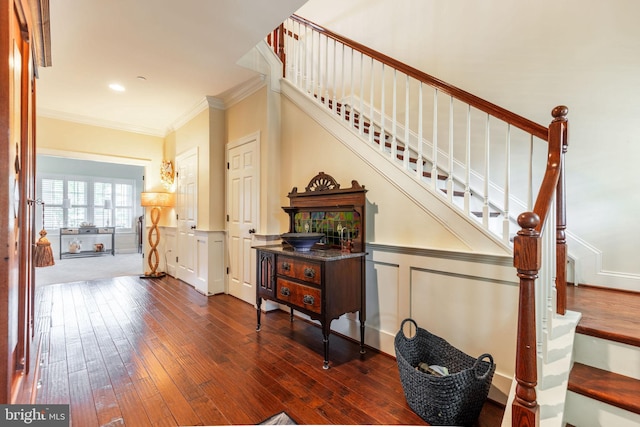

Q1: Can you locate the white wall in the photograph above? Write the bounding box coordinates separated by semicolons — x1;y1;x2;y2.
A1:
295;0;640;289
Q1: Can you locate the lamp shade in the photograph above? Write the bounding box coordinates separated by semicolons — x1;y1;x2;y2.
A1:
103;199;113;209
141;192;175;208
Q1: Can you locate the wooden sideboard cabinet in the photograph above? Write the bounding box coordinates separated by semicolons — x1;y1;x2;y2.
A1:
256;246;365;369
254;172;367;369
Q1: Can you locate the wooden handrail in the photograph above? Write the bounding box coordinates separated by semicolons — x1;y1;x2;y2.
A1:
288;14;548;140
531;106;567;232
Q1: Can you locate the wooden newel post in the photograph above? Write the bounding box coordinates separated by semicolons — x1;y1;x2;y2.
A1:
551;106;569;315
512;212;541;427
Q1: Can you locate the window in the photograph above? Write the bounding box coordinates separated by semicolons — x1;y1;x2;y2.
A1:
114;183;134;229
41;178;64;229
68;180;88;227
39;174;137;232
94;181;113;227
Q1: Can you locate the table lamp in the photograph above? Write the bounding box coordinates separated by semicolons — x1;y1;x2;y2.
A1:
140;192;175;278
103;199;113;226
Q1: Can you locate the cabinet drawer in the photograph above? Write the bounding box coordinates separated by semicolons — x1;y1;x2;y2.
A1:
277;256;322;285
276;278;322;314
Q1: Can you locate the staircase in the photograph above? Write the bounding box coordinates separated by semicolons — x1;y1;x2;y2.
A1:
564;285;640;426
269;14;579;426
303;93;640;427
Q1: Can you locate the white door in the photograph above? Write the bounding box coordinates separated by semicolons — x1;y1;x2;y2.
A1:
176;148;198;284
227;133;259;304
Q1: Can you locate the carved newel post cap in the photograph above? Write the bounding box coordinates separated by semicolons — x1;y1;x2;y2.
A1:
517;212;540;230
552;105;569;120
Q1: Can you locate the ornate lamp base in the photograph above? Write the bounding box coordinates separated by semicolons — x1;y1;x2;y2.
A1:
141;206;165;279
140;271;166;279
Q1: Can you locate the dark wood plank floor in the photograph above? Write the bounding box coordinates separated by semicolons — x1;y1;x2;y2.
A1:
31;275;504;426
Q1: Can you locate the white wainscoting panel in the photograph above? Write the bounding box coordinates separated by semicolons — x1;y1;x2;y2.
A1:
331;243;517;404
194;230;225;296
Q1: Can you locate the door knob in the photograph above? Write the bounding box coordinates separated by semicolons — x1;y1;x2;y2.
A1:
249;228;256;234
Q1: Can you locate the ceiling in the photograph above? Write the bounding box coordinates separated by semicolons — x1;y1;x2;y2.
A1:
36;0;308;137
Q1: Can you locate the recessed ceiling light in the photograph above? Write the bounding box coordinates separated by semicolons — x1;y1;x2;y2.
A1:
109;83;126;92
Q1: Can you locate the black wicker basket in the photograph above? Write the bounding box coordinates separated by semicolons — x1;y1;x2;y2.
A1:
394;318;496;426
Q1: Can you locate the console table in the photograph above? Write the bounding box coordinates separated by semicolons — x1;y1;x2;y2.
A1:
59;227;115;259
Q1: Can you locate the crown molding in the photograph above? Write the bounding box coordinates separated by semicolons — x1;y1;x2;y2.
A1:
37;148;151;166
37;108;166;137
166;96;225;134
219;75;267;109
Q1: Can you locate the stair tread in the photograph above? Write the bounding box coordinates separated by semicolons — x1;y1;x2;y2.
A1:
567;284;640;347
568;362;640;415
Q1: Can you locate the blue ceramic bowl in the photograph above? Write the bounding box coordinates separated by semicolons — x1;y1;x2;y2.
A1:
281;232;324;251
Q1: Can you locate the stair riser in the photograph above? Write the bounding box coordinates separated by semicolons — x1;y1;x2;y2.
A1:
573;334;640;380
564;391;640;427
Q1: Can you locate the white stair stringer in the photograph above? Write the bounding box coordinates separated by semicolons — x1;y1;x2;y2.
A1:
538;310;581;426
500;310;580;427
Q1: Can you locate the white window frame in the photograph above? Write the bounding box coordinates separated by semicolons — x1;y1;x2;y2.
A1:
38;173;137;233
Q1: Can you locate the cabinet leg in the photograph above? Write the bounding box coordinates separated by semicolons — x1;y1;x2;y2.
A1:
322;320;332;369
256;297;262;331
322;335;330;370
360;321;366;354
289;307;294;322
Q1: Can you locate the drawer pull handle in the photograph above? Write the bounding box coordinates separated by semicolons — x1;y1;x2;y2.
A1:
280;287;291;297
282;262;290;271
303;295;315;305
304;267;315;278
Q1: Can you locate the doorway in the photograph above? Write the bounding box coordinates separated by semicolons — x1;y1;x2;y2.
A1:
34;155;144;285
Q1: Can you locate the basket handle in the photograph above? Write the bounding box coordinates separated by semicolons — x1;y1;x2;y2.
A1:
399;318;419;341
473;353;494;380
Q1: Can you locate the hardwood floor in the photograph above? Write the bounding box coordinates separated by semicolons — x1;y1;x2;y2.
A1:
29;275;504;426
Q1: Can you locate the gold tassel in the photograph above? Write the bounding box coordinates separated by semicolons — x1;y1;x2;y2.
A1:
33;228;55;268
